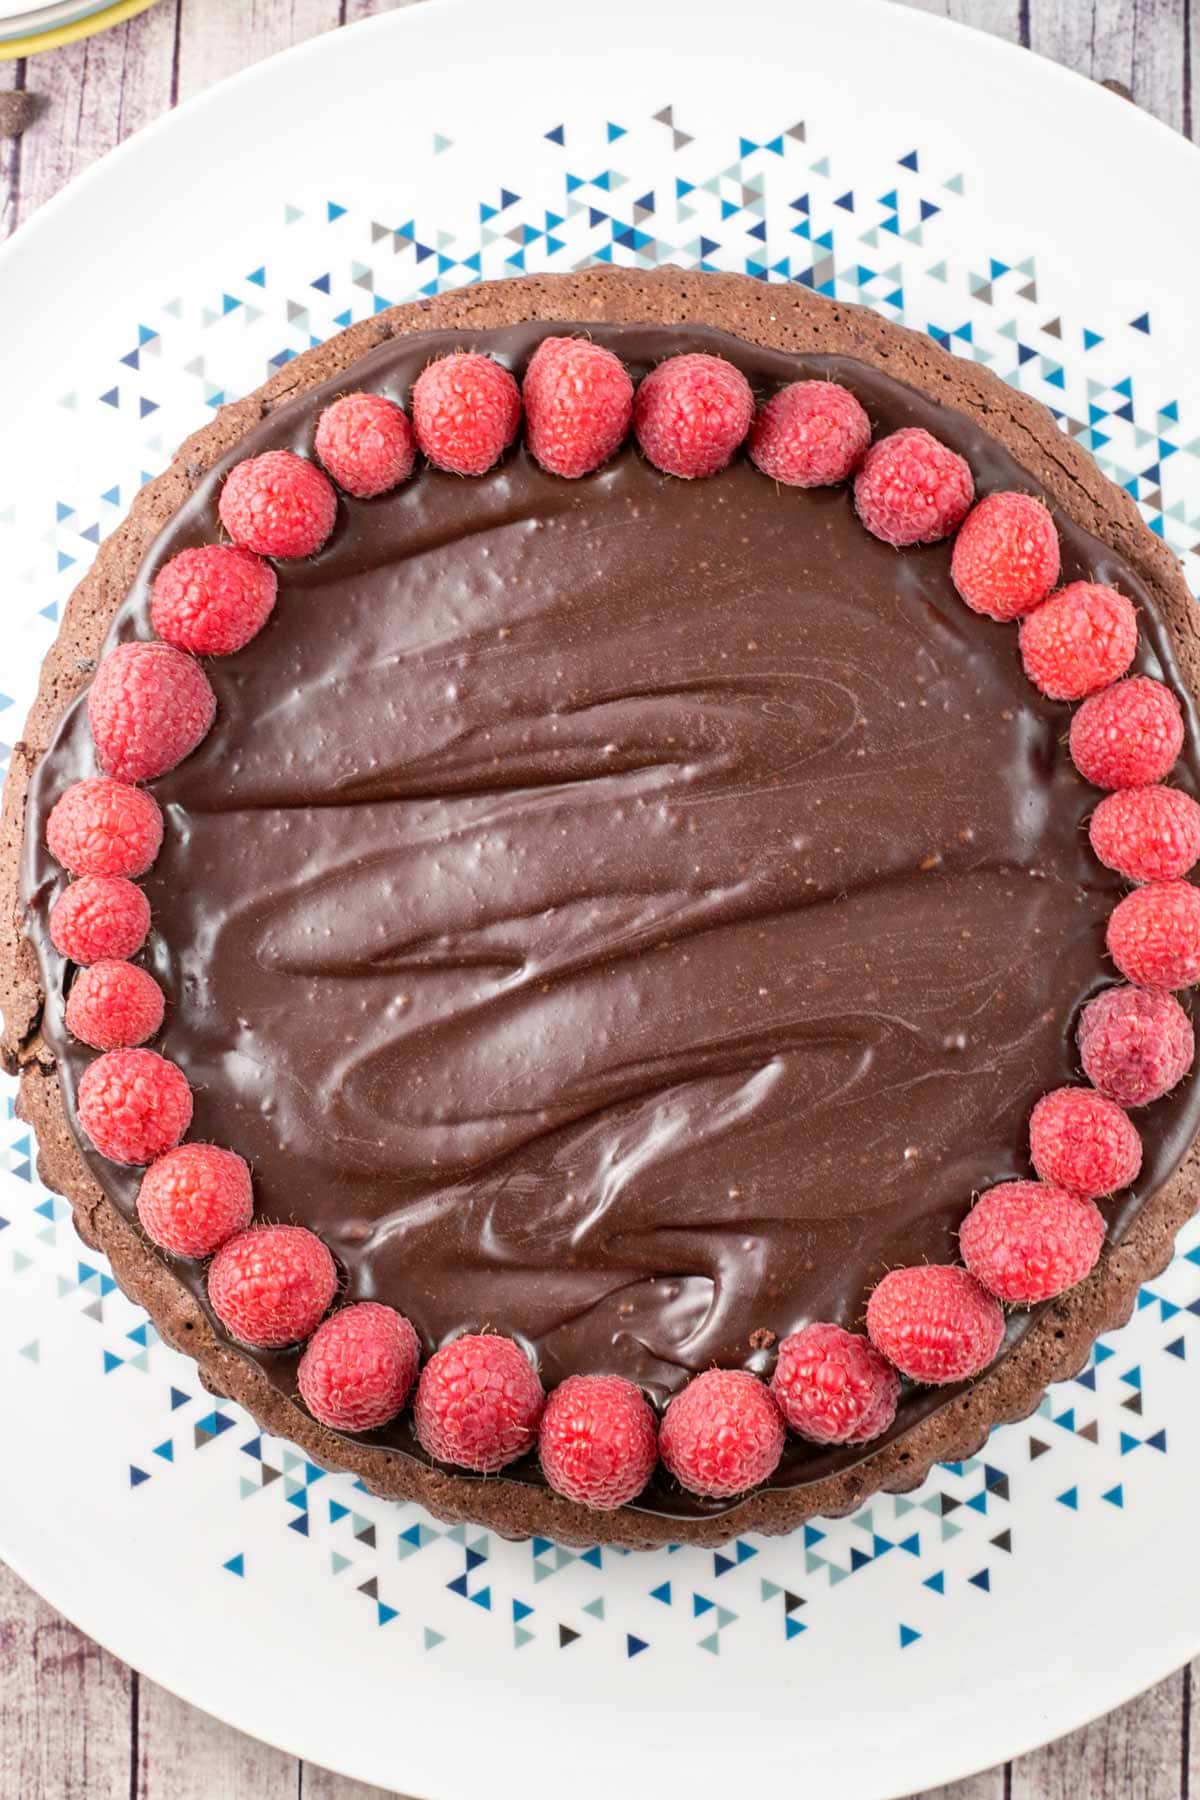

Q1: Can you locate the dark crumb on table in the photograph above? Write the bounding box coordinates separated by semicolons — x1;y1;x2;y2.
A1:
0;92;41;140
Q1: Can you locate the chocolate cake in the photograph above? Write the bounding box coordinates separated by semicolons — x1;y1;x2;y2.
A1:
4;268;1199;1549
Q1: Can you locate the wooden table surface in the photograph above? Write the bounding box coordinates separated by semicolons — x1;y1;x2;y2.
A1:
0;0;1195;1793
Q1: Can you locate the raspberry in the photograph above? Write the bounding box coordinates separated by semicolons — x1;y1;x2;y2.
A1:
854;427;974;547
960;1180;1105;1304
411;352;520;476
522;336;634;479
219;450;336;559
413;1333;544;1472
770;1322;900;1446
538;1373;659;1509
658;1368;784;1498
76;1047;192;1165
65;960;164;1050
748;379;871;488
1019;582;1138;700
633;352;754;479
89;641;216;783
1089;785;1200;884
136;1142;253;1258
1069;677;1184;790
1029;1085;1142;1196
150;544;277;657
298;1301;421;1433
46;778;162;878
1108;880;1200;989
49;876;150;965
1078;985;1195;1106
949;491;1060;621
208;1223;337;1349
314;392;416;498
865;1264;1004;1384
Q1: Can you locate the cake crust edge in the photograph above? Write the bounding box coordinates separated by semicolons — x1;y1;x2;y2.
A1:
4;266;1198;1548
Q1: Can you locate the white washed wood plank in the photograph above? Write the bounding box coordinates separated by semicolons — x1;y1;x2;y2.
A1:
1119;0;1191;131
1028;0;1187;130
0;1557;132;1799
13;0;179;224
341;0;427;21
175;0;341;101
898;0;1023;42
905;1765;1007;1799
0;62;21;243
1010;1668;1184;1799
137;1675;297;1799
301;1759;407;1798
1029;0;1132;76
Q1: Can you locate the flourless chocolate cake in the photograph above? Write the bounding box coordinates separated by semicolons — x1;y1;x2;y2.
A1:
4;269;1199;1547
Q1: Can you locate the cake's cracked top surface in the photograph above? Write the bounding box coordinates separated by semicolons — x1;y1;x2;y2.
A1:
7;272;1200;1544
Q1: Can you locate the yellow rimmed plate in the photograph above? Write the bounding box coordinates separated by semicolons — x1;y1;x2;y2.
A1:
0;0;160;59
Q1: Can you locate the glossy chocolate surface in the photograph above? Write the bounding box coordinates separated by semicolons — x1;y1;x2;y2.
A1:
23;323;1200;1516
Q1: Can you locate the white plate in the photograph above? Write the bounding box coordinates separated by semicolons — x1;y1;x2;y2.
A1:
1;3;1199;1795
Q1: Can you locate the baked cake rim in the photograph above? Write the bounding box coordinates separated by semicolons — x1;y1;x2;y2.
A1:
3;266;1198;1549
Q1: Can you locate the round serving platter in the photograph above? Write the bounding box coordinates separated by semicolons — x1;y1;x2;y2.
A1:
1;2;1198;1792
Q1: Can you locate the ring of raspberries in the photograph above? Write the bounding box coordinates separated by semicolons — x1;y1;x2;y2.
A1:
42;336;1198;1511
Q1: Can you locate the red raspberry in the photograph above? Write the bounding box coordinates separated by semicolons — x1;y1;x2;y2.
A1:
1069;677;1184;790
65;959;163;1050
136;1142;253;1258
865;1264;1004;1384
1078;984;1194;1106
298;1301;421;1433
411;353;520;476
49;876;150;965
1089;785;1200;884
770;1321;900;1445
1108;879;1200;989
960;1180;1105;1304
634;352;754;479
659;1368;784;1498
314;392;416;498
522;336;634;479
537;1374;658;1510
854;427;974;547
1019;582;1138;700
749;380;871;488
208;1223;337;1349
46;777;162;878
219;450;336;559
150;544;277;657
413;1332;544;1472
89;641;216;783
1029;1085;1142;1196
76;1047;192;1165
949;491;1060;621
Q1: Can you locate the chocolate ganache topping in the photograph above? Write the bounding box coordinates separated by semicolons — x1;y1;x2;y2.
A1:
21;322;1200;1517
